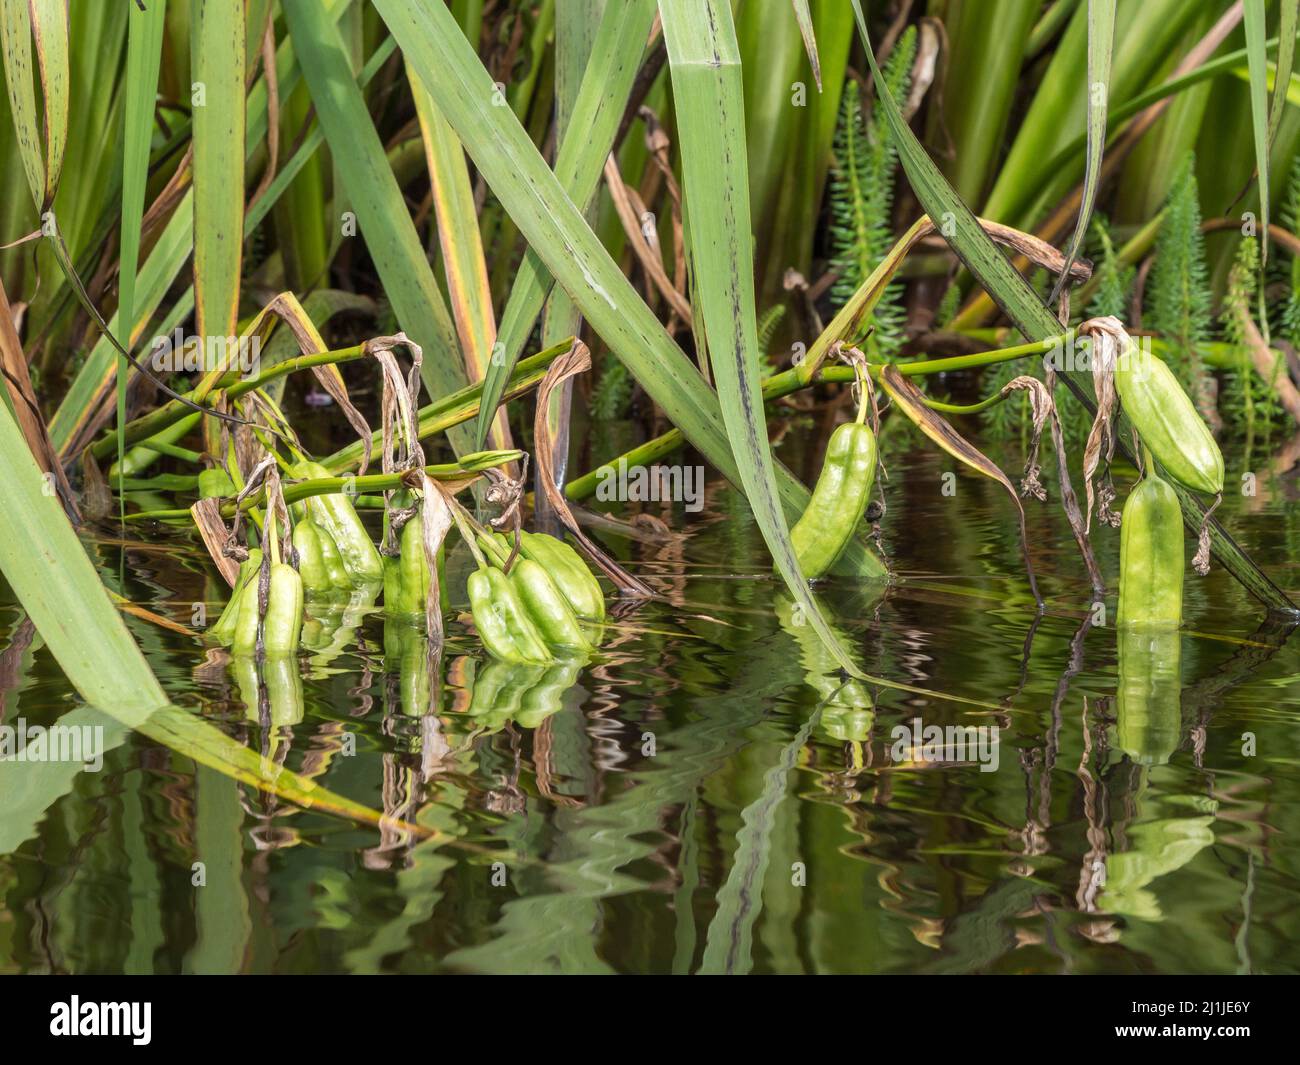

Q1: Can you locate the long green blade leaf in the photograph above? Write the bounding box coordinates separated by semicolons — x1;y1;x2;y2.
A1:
282;0;473;453
1245;0;1272;263
658;0;861;675
190;0;245;342
472;0;657;448
116;0;165;518
1270;0;1300;145
1050;0;1114;302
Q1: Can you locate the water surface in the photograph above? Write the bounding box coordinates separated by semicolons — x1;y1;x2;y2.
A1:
2;432;1298;974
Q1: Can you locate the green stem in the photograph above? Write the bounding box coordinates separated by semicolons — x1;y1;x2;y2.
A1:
568;335;1066;501
91;344;369;459
127;452;523;522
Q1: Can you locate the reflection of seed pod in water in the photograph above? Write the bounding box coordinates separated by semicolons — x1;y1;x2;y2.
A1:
468;660;536;729
516;658;585;729
1115;627;1182;766
774;593;875;737
233;654;305;728
466;657;586;731
384;618;434;718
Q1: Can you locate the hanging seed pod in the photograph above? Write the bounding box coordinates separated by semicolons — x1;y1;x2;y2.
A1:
791;353;878;580
516;530;606;621
210;549;262;644
232;560;303;656
477;532;593;652
292;518;333;596
1118;469;1184;629
467;566;552;663
262;563;304;655
289;459;384;582
509;558;592;651
1114;345;1224;496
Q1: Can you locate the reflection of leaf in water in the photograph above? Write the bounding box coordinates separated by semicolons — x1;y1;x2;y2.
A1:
1100;816;1216;922
184;766;252;974
0;707;129;856
446;637;801;974
344;784;469;974
699;705;821;974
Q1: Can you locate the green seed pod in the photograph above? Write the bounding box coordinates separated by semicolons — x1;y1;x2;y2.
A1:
1115;627;1182;766
234;654;305;728
210;550;262;644
468;567;552;663
232;560;303;656
289;460;384;582
1115;349;1224;495
262;562;304;656
198;467;236;499
518;531;606;621
791;421;877;579
314;521;352;588
1118;471;1184;629
509;558;591;651
292;518;332;595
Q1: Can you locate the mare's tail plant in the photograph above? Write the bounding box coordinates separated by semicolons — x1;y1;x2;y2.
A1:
828;26;917;362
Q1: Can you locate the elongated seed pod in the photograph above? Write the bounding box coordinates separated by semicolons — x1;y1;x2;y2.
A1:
292;519;332;595
510;558;591;650
1115;349;1224;495
231;562;265;656
314;521;351;587
210;550;262;644
290;460;384;581
518;531;605;621
791;422;877;579
468;567;552;663
1118;472;1184;629
262;563;304;656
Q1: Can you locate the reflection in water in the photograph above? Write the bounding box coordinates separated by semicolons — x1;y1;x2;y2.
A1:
1;440;1299;973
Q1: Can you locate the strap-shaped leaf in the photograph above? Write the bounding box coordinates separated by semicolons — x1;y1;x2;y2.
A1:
472;0;658;448
1050;0;1114;303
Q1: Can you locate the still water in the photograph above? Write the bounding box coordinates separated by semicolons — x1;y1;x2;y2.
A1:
2;431;1299;974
